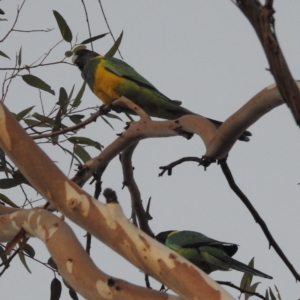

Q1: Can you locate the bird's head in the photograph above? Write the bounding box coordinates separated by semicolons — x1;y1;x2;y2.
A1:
72;49;99;71
155;230;175;244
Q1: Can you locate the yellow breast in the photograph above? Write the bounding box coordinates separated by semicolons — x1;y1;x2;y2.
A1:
93;60;126;104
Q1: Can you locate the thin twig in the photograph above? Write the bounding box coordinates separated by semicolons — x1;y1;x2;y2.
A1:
234;0;300;125
12;28;54;33
81;0;93;51
31;109;105;140
159;157;203;176
220;160;300;281
217;281;267;300
98;0;123;59
0;61;73;71
121;142;154;237
0;0;26;42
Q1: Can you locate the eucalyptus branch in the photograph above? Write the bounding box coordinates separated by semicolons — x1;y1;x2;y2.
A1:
234;0;300;125
121;142;154;237
159;157;203;176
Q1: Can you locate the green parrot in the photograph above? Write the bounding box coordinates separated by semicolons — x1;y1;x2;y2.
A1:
156;230;272;279
72;49;251;141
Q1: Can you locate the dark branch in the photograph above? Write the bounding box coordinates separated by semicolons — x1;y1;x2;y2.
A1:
217;281;267;300
159;156;208;177
220;160;300;281
234;0;300;125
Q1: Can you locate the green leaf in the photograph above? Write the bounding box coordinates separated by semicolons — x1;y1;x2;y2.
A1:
23;244;35;258
12;170;31;186
265;289;269;300
274;285;281;300
100;115;114;130
16;106;35;121
22;74;55;95
104;112;123;122
0;50;10;60
32;112;55;126
0;244;7;263
105;31;123;57
18;46;22;67
68;84;75;102
245;282;261;300
72;81;86;107
53;11;72;43
50;278;62;300
81;33;108;44
68;114;84;124
240;258;254;291
69;289;78;300
68;136;103;150
47;257;58;270
57;87;69;113
0;193;19;207
73;144;91;163
269;288;276;300
23;118;50;128
0;178;22;189
18;252;31;273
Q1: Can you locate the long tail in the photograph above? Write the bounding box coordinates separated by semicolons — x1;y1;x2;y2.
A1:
216;255;273;279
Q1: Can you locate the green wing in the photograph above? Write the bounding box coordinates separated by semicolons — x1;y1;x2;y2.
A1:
103;56;173;101
165;231;230;250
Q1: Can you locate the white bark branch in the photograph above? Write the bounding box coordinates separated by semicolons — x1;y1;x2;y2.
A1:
0;103;234;300
0;206;180;300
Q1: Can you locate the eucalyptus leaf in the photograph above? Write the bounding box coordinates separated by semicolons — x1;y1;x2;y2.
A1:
0;193;19;207
81;33;108;44
16;106;35;121
50;278;62;300
68;114;84;124
105;31;123;57
0;50;10;59
68;136;103;150
18;252;31;273
22;74;55;95
53;11;72;43
18;46;22;66
73;144;91;163
23;244;35;258
72;81;86;107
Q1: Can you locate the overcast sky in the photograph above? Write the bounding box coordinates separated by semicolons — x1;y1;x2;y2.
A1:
1;1;300;299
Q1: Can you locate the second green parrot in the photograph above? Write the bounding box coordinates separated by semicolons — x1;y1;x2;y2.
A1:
72;49;251;141
156;230;272;279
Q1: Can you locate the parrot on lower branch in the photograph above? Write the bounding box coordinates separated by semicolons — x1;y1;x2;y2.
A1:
156;230;272;279
72;49;251;141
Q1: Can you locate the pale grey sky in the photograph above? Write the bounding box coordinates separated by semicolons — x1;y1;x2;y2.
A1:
1;1;300;299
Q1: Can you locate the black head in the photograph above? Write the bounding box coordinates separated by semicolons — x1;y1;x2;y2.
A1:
72;49;99;71
155;230;175;244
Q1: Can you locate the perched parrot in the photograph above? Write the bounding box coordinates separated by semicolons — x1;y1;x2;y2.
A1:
72;49;251;141
156;230;272;279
